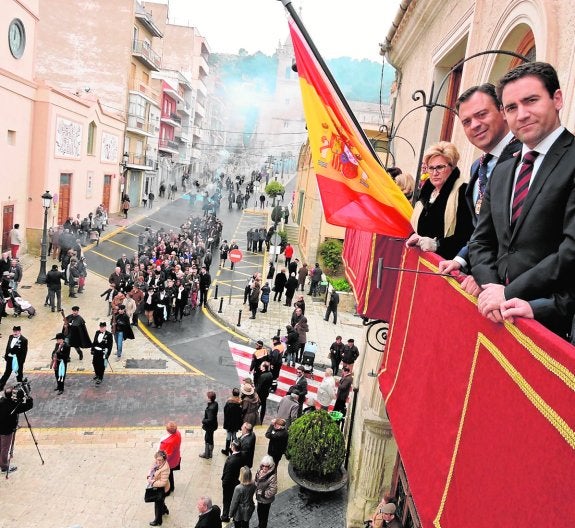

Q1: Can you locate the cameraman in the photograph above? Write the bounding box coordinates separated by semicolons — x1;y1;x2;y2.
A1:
0;386;18;473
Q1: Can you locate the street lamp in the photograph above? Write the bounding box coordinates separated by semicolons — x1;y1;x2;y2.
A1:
35;190;53;284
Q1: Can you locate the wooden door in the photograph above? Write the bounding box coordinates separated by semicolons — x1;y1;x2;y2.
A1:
2;205;14;252
102;174;112;212
58;173;71;225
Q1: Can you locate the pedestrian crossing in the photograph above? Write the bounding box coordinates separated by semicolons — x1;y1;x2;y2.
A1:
228;340;326;405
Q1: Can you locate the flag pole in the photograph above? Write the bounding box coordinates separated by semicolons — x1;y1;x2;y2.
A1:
278;0;384;168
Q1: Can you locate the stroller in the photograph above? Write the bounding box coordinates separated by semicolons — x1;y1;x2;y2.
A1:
301;341;317;379
8;289;36;318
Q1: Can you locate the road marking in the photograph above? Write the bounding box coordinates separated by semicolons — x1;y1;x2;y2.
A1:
108;239;137;251
146;217;181;229
137;321;211;378
202;306;249;343
89;250;116;262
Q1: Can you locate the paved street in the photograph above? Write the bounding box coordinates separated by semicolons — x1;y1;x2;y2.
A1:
0;188;360;528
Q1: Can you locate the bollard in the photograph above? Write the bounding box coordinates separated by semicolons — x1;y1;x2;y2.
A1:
237;309;242;327
218;297;224;314
214;284;219;300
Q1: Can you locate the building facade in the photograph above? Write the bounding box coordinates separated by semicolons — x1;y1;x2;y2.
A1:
345;1;575;526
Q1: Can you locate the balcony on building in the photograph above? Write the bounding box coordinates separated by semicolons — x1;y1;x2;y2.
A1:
161;112;182;128
126;151;157;170
163;85;184;104
158;138;179;154
176;126;191;143
192;125;202;142
132;40;162;71
191;147;201;160
135;5;163;38
129;77;160;105
177;99;192;116
126;114;155;137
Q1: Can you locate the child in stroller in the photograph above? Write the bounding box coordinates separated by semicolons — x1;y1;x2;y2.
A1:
8;289;36;318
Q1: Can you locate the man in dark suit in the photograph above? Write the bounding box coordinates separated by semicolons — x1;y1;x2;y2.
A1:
195;496;222;528
468;62;575;336
90;322;113;385
237;422;256;468
439;83;522;281
220;440;243;522
0;326;28;391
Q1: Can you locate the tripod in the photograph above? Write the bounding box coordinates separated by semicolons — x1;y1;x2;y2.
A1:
6;407;44;479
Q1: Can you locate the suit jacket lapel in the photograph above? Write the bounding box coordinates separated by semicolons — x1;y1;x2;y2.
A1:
512;130;572;236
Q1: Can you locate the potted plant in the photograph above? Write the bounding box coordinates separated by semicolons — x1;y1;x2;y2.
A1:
286;409;348;492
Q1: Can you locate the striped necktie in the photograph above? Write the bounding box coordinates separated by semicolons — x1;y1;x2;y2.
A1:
475;153;494;214
511;151;539;226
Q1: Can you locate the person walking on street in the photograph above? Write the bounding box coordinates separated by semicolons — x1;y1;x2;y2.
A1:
122;195;131;219
148;191;155;208
46;264;64;312
199;391;219;460
273;268;287;302
159;421;182;495
199;266;211;307
221;388;243;455
90;321;113;385
254;455;278;528
341;338;360;372
308;262;323;296
111;304;135;361
51;332;70;395
298;262;308;292
329;336;344;376
64;305;91;360
256;361;273;424
324;290;340;324
260;281;271;313
9;224;21;259
284;243;294;267
0;325;28;391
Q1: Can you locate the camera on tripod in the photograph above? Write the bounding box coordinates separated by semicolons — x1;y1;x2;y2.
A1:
10;378;34;413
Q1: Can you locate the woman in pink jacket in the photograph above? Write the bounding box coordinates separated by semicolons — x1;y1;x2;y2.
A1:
147;450;170;526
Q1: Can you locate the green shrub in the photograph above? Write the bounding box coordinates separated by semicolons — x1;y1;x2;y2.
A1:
287;410;345;479
319;238;343;273
265;181;285;198
328;277;351;292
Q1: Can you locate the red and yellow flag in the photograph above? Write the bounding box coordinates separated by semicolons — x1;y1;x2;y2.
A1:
288;18;413;237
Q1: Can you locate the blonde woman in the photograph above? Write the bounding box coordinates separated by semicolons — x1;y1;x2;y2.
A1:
406;141;474;259
229;466;257;528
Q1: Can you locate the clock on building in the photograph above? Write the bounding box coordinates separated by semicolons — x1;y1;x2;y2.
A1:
8;18;26;59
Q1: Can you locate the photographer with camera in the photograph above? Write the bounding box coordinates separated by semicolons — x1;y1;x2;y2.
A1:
0;325;28;392
0;386;19;473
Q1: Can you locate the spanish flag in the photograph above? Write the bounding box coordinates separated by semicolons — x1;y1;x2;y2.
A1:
288;17;413;237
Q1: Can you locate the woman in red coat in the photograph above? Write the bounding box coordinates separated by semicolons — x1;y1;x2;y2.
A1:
159;421;181;496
